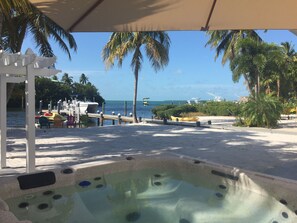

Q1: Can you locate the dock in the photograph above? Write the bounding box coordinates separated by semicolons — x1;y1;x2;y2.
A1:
87;113;134;126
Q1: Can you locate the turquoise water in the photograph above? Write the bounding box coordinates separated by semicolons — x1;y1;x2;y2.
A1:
5;169;297;223
7;100;186;127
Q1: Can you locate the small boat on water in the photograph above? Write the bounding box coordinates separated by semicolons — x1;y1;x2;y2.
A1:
57;99;98;115
77;101;99;114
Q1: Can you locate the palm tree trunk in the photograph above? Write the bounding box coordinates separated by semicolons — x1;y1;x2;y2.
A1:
257;73;260;95
243;73;253;95
133;68;139;123
277;78;280;98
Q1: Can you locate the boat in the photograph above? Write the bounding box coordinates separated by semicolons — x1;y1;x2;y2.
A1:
143;97;149;106
60;99;99;115
77;101;99;114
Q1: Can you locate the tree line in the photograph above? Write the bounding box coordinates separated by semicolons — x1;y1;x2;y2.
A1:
206;30;297;100
8;73;105;109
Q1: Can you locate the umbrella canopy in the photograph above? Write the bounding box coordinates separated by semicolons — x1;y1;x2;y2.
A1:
29;0;297;32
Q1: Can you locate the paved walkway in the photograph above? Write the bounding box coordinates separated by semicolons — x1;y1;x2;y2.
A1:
2;120;297;181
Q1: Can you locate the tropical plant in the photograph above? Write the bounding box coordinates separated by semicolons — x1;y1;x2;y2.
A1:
241;94;282;128
152;101;242;119
102;32;170;122
206;30;263;94
0;0;31;39
8;77;105;108
276;42;297;98
61;73;73;86
205;30;262;65
230;38;282;95
1;0;77;103
79;73;89;85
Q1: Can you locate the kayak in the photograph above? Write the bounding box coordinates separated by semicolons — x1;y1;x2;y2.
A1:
171;116;198;122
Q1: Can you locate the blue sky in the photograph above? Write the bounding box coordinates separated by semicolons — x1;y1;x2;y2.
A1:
22;30;297;101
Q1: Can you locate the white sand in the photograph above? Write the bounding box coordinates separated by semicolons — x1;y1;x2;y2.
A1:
2;118;297;181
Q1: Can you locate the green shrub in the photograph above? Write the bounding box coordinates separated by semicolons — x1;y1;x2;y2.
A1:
152;101;242;119
152;105;177;119
241;94;282;128
282;101;297;114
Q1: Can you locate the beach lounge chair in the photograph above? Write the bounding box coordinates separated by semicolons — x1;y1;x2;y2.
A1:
53;115;64;128
66;115;76;128
39;116;50;128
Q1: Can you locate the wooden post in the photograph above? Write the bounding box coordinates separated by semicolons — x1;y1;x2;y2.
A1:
102;102;105;114
118;113;122;125
129;113;133;124
100;112;104;126
124;101;127;116
112;111;115;125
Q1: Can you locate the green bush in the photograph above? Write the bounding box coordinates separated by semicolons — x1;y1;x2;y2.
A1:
152;101;242;119
241;94;282;128
152;105;177;119
282;101;297;114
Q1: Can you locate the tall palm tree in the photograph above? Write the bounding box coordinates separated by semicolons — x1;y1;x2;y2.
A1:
79;73;89;85
61;73;73;86
230;38;282;95
205;30;262;65
206;30;263;95
277;42;296;97
102;32;170;123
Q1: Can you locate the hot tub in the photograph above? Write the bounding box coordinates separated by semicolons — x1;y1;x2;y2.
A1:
0;155;297;223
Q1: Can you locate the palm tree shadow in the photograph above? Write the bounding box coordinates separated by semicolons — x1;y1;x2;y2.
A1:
6;125;297;181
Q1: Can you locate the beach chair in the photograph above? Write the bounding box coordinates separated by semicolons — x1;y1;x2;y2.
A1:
53;115;64;128
39;116;50;128
66;115;76;128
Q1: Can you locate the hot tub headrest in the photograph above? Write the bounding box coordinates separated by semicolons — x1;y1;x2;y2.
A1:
17;171;56;190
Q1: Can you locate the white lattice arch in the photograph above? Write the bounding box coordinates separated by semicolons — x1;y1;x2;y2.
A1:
0;48;61;173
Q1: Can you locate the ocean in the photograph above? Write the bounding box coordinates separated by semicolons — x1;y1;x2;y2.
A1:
7;100;186;127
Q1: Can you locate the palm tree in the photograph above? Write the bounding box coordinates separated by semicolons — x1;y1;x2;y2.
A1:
205;30;262;65
61;73;73;86
79;73;89;85
102;32;170;123
1;2;77;59
0;0;31;39
1;0;77;103
206;30;263;95
277;42;296;98
230;38;282;95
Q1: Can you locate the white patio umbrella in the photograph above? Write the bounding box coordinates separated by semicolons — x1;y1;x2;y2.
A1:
29;0;297;32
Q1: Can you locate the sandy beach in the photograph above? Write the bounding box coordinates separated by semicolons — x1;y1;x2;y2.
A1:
2;117;297;181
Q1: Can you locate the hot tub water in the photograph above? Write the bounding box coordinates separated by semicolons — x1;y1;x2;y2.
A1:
5;168;297;223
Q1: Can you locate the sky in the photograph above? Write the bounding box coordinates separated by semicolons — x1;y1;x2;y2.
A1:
22;30;297;101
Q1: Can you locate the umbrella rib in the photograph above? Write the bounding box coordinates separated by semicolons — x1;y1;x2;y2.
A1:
201;0;217;31
68;0;105;32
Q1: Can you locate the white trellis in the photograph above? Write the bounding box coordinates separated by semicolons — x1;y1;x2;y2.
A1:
0;48;60;173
